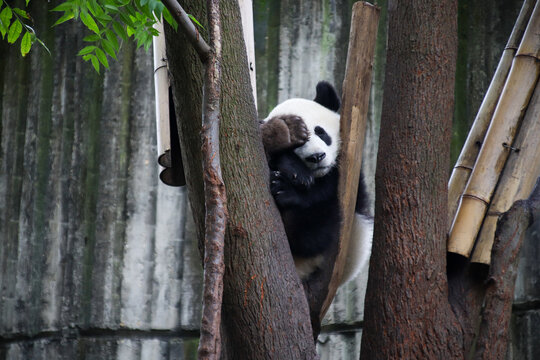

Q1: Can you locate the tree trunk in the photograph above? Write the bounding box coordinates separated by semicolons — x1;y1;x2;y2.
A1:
361;1;463;358
164;1;317;358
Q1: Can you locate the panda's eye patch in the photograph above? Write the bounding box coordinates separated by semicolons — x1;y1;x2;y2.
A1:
314;126;332;146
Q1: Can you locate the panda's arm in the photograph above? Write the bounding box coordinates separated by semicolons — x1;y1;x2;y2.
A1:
260;115;309;157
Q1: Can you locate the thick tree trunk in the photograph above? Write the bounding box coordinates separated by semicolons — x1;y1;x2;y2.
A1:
361;1;463;358
164;1;317;358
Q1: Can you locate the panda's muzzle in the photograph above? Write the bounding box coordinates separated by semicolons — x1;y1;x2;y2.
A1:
306;152;326;163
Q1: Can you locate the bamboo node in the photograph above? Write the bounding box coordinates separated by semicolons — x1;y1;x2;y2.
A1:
502;143;520;152
462;194;490;205
454;165;474;171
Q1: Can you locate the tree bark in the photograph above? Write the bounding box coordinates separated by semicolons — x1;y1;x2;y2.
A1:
164;1;317;358
361;1;463;358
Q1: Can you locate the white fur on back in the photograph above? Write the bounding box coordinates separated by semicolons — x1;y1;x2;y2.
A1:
341;213;373;284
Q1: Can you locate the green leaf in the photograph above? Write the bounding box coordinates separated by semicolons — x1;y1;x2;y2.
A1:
0;6;13;38
104;5;119;12
104;29;119;51
51;2;74;12
84;53;100;73
83;34;101;42
80;10;100;34
162;8;177;31
101;38;116;59
7;20;22;44
188;14;205;29
13;8;30;20
53;12;74;27
20;31;32;56
78;45;96;56
94;47;109;68
112;21;128;41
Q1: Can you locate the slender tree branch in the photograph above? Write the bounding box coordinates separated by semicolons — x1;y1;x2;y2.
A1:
474;178;540;359
196;1;227;360
161;0;212;62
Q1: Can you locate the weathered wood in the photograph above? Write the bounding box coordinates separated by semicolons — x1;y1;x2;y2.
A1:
448;1;540;257
319;1;379;319
448;0;535;224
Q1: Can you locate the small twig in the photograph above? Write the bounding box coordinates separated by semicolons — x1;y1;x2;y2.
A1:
161;0;211;62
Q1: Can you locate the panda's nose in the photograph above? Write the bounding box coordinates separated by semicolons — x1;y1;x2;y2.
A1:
306;152;326;163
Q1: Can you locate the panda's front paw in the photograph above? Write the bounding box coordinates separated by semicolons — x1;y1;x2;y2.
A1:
281;115;310;148
287;169;314;188
270;171;302;208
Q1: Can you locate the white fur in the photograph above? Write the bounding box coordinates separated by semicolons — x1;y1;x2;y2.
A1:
341;214;374;284
264;98;340;177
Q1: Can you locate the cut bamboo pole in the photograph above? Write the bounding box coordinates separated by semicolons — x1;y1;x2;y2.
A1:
472;81;540;264
320;1;379;318
447;0;536;225
238;0;257;109
448;2;540;257
153;19;171;166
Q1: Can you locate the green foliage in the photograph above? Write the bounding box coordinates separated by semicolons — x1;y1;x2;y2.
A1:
1;0;182;73
0;0;50;57
51;0;179;73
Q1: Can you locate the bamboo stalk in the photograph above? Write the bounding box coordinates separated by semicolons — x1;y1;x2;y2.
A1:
472;81;540;264
448;2;540;257
153;19;170;166
447;0;536;225
238;0;257;109
320;1;379;318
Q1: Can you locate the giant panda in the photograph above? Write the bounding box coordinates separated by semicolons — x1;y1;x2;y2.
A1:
260;81;373;283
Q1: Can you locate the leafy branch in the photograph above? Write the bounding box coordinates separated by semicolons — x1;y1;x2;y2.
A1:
0;0;49;57
1;1;206;73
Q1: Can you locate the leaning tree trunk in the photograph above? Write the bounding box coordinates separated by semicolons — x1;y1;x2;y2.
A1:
361;0;463;358
164;1;317;358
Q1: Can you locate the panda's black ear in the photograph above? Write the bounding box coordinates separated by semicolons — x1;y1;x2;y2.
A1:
314;81;340;112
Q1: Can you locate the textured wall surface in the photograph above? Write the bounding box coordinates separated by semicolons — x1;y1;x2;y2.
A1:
0;3;201;359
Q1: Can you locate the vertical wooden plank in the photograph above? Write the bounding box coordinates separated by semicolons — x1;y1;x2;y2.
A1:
321;1;380;317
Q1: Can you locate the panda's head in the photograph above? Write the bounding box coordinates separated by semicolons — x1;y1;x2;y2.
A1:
264;82;341;177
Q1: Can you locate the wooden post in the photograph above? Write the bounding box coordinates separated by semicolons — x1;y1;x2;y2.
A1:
447;1;540;257
320;1;379;318
447;0;536;225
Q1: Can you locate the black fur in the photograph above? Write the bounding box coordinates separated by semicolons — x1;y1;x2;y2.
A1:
269;155;340;257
